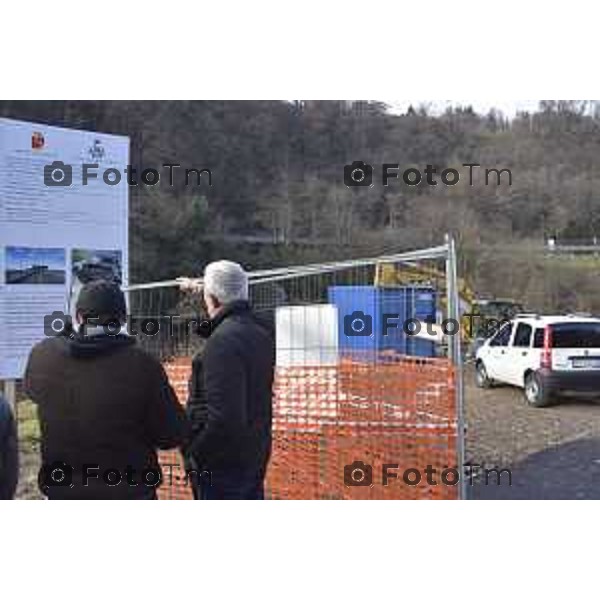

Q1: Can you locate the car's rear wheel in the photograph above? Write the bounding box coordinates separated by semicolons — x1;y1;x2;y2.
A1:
524;372;554;407
475;361;493;388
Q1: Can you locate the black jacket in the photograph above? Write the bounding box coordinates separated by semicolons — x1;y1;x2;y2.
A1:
187;301;275;476
0;394;18;499
23;332;188;499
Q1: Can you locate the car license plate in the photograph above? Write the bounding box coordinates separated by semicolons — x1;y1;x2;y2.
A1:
572;358;600;369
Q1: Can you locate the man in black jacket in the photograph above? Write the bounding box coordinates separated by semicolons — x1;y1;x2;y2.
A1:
24;280;188;500
186;260;275;500
0;393;18;499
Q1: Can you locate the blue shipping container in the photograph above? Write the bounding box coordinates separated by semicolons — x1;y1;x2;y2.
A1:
327;285;436;360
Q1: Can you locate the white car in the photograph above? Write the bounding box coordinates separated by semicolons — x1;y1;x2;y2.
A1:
475;315;600;407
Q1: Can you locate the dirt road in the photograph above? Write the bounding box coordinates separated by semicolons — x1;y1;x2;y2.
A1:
465;367;600;499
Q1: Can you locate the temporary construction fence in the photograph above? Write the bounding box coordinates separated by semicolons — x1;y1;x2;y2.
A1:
125;236;465;499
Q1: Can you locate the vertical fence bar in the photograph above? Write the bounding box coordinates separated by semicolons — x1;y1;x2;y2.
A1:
3;380;17;418
446;233;467;499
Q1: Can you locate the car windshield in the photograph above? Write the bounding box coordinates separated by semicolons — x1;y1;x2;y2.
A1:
551;322;600;348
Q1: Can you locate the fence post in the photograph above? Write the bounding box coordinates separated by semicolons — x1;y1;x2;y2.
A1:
446;234;467;500
3;379;17;412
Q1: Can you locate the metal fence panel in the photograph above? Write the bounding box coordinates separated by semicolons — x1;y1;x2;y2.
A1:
126;238;465;499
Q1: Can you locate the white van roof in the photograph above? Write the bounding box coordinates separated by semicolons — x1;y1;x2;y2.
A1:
516;315;600;326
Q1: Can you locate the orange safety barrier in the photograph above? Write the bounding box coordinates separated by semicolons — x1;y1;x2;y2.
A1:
158;359;194;499
158;354;458;500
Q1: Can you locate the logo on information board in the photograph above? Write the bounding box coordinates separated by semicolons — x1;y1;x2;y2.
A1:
87;139;105;162
31;131;45;150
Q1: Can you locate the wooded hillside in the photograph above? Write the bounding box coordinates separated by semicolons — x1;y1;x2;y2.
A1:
2;100;599;311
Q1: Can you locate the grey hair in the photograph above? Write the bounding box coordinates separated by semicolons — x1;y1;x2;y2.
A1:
203;260;249;304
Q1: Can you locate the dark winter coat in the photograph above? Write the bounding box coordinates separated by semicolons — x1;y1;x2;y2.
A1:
24;332;188;499
0;394;18;499
186;301;275;481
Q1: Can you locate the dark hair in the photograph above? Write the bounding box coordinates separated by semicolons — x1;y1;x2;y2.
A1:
75;280;126;325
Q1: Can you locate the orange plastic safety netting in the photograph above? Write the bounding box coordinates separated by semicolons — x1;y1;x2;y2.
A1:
158;354;458;500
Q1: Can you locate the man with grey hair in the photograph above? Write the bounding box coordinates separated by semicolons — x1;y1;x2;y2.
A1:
185;260;275;499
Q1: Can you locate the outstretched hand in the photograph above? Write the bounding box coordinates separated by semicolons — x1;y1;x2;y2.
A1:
176;277;203;292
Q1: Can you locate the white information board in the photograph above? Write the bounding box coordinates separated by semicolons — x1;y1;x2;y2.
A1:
0;118;129;379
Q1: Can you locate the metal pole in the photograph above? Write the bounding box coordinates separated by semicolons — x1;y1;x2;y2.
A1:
445;234;467;500
123;245;449;292
3;379;17;411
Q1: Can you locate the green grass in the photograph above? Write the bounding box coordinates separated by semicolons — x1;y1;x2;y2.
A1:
17;396;40;447
547;254;600;268
15;395;42;499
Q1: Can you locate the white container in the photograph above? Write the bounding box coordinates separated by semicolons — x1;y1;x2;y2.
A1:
276;304;339;367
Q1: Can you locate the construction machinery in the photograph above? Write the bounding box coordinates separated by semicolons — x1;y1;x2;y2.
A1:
374;262;523;347
375;261;475;341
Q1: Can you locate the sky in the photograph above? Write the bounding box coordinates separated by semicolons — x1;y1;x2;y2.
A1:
6;246;66;270
386;100;541;117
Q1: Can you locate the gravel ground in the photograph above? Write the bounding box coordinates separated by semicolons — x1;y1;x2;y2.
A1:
464;365;600;499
